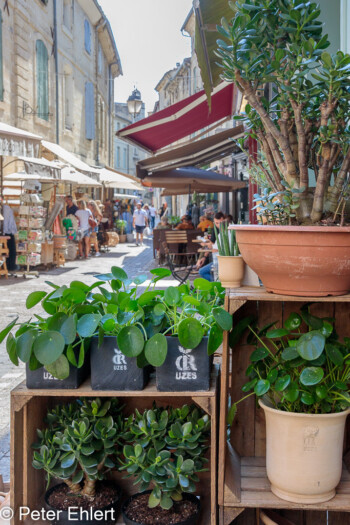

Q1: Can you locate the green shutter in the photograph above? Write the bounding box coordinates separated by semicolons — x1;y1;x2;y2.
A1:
0;10;3;101
36;40;49;120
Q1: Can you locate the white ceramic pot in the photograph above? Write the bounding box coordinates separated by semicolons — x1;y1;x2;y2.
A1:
259;399;350;503
217;255;244;288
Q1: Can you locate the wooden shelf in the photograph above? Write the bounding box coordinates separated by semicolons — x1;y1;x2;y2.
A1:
11;366;219;398
227;286;350;303
223;457;350;512
11;367;219;525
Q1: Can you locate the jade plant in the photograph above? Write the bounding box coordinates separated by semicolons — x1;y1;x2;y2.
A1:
120;404;210;509
0;280;103;379
214;221;240;256
217;0;350;223
32;398;123;498
228;306;350;423
90;267;232;368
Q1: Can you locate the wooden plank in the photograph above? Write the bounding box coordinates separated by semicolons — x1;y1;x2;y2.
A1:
11;367;219;397
221;507;245;525
259;510;297;525
224;442;241;503
210;396;218;525
334;302;350;455
328;512;350;524
10;395;24;524
228;287;350;303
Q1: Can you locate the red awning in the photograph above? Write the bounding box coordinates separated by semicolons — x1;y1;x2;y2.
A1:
117;82;237;153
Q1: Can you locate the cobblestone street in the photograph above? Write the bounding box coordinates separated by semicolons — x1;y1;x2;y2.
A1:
0;237;174;482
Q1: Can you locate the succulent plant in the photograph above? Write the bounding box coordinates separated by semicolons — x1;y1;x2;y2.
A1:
120;405;210;509
32;398;124;498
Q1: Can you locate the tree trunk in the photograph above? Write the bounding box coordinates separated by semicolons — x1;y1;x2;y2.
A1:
81;478;96;498
65;479;82;495
328;148;350;211
311;160;330;222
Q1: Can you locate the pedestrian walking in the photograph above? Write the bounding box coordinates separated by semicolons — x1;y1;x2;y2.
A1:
132;202;148;246
88;200;102;257
149;203;156;230
0;197;17;271
75;199;92;259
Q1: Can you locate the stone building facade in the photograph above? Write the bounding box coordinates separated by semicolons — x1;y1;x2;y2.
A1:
1;0;121;168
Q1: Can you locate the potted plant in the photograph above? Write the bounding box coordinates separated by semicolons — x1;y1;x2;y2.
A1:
214;221;244;288
217;0;350;296
168;215;181;228
32;397;122;524
116;220;127;242
89;266;170;391
120;404;210;524
0;281;101;388
89;267;231;392
228;307;350;503
151;278;232;392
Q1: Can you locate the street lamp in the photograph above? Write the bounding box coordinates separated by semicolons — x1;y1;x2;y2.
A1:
127;87;143;119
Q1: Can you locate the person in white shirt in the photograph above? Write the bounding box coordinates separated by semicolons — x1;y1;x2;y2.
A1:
75;199;92;259
149;204;156;230
133;202;148;246
0;198;17;270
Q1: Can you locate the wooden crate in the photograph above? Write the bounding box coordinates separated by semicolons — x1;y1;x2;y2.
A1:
219;288;350;525
11;368;219;525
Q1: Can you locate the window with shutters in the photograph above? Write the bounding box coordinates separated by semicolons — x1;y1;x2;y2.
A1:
115;146;120;168
84;19;91;54
97;96;105;148
0;10;3;102
123;148;127;170
64;70;73;130
85;82;95;140
36;40;49;120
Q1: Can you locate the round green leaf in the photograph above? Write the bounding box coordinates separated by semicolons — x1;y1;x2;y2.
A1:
45;354;70;380
316;385;328;400
284;383;299;402
164;286;180;306
150;268;172;278
296;331;325;361
267;368;278;383
284;312;301;330
7;333;18;366
301;392;315;405
138;291;160;306
26;291;47;309
213;307;232;331
0;318;18;344
193;278;212;291
117;326;144;357
62;288;86;304
47;312;68;332
144;333;167;367
77;314;101;338
178;318;204;349
111;266;128;281
275;375;291;392
70;281;90;292
42;300;57;315
208;323;223;355
103;318;116;332
33;331;65;365
242;378;258;392
250;347;269;362
60;316;77;345
254;379;270;396
16;329;37;363
133;274;148;285
153;303;166;316
321;321;333;337
300;367;324;386
183;295;201;307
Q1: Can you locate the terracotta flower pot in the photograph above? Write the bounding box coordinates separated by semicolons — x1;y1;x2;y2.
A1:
259;399;350;504
233;225;350;296
217;255;244;288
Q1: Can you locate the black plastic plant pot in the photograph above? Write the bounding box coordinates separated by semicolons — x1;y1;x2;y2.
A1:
44;483;121;525
26;344;90;390
90;336;149;391
121;490;200;525
156;336;211;392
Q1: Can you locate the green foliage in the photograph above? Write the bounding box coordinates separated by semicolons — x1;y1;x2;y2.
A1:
115;220;127;234
120;405;210;509
252;182;305;225
168;215;181;226
1;280;102;379
214;221;240;256
32;398;124;496
217;0;350;223
228;307;350;422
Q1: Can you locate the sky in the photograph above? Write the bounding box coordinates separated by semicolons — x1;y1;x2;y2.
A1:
99;0;193;114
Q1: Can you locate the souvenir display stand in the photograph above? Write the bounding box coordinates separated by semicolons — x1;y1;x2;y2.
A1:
219;287;350;525
10;367;220;525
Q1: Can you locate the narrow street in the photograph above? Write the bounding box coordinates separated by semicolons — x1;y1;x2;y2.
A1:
0;238;173;482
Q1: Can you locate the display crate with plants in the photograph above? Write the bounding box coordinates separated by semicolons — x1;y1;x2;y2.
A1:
214;222;244;289
10;375;219;525
217;0;350;296
218;289;350;525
